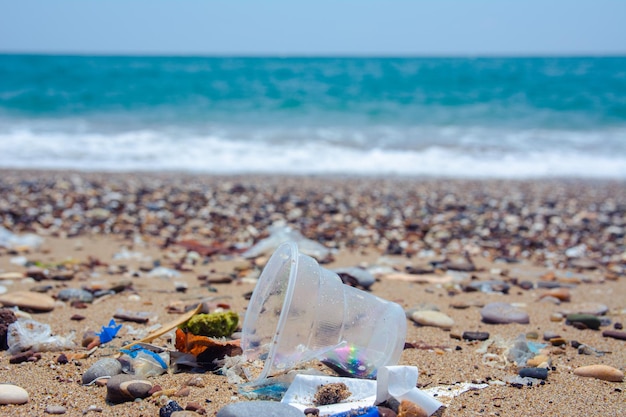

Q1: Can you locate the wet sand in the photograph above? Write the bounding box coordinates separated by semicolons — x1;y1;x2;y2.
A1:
0;170;624;416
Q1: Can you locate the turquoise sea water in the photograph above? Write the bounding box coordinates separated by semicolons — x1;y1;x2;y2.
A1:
1;55;625;177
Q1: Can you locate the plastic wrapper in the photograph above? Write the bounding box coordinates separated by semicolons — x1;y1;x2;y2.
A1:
119;345;169;378
242;225;331;261
7;319;75;354
0;227;44;251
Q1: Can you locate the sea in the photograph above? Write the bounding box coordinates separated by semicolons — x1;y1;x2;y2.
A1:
1;54;625;178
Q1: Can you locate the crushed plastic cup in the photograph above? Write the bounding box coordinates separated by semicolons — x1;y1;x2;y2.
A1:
241;242;407;383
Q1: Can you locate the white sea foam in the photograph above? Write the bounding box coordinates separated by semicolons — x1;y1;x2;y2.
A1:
0;126;625;179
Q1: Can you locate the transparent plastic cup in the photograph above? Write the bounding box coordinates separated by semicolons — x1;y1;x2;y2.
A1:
241;242;407;383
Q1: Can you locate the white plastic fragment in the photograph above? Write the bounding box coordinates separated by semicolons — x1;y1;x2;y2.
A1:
242;225;331;261
7;319;76;354
376;366;443;416
281;366;443;416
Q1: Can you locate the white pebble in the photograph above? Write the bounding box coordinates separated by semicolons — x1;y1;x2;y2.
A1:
0;384;29;405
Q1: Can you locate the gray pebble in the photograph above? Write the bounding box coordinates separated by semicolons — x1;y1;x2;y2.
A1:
217;401;303;417
82;358;122;385
44;405;67;414
481;302;529;324
105;374;152;403
57;288;94;303
543;331;560;341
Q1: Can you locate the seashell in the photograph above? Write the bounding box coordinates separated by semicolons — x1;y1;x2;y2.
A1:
573;364;624;382
82;358;123;385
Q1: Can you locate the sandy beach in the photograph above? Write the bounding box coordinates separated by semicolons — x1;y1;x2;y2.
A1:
0;170;624;416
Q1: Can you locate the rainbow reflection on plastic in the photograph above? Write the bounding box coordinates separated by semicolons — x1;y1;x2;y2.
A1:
322;343;376;378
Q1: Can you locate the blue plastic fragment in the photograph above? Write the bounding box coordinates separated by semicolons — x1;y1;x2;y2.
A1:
329;407;379;417
96;319;122;344
120;345;168;369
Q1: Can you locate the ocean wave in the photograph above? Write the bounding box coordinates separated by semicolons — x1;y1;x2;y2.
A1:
1;126;625;179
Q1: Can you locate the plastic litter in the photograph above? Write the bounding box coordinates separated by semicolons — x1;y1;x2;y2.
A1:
281;366;443;416
242;225;331;261
241;242;406;383
0;227;44;251
7;319;75;354
147;267;181;279
507;334;546;367
119;345;169;378
96;319;122;344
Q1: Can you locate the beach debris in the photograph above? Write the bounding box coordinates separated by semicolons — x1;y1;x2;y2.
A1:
7;319;75;354
242;225;331;261
105;374;153;403
313;382;351;406
519;367;548;380
0;383;29;405
573;364;624;382
82;358;123;385
175;329;242;370
148;267;181;279
0;226;43;251
179;311;239;338
124;303;202;349
507;334;547;367
44;405;67;414
119;344;169;378
96;319;122;344
397;400;428;417
481;302;529;324
0;291;56;312
216;401;303;417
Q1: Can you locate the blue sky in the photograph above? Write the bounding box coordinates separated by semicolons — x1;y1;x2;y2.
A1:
1;0;625;56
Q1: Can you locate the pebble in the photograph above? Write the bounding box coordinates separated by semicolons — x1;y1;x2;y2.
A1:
171;412;202;417
0;383;29;405
573;365;624;382
0;308;17;350
0;291;56;312
566;314;601;330
602;330;626;340
57;288;94;303
462;331;490;341
527;354;549;367
0;272;24;280
160;400;184;417
409;310;454;329
539;287;571;302
216;401;303;417
543;331;560;341
481;302;529;324
82;358;123;385
105;374;152;403
561;302;609;316
550;313;564;322
44;405;67;414
519;367;548;380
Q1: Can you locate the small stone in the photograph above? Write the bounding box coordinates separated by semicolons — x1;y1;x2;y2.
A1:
0;291;56;312
334;267;376;289
185;402;205;413
171;412;202;417
519;367;548;380
462;331;490;341
573;365;624;382
550;313;564;322
562;302;609;316
185;376;205;387
377;406;397;417
82;358;123;385
303;408;320;416
26;267;48;281
602;330;626;340
543;331;560;341
71;314;86;321
106;374;152;403
216;401;303;417
45;405;67;414
527;354;550;367
160;400;184;417
409;310;454;329
57;288;94;303
615;322;623;330
0;308;17;350
549;337;567;346
175;387;190;397
481;302;529;324
566;314;601;330
0;272;24;280
539;287;570;302
0;383;29;405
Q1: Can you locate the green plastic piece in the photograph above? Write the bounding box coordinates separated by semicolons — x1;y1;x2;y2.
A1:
180;311;239;337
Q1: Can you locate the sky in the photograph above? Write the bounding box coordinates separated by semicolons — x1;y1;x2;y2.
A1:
1;0;625;56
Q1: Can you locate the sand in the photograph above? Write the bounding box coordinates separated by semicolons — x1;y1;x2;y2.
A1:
0;170;624;416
